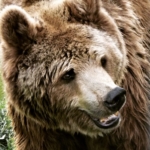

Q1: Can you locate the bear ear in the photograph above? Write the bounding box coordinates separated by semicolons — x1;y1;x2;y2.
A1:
0;5;42;55
66;0;101;22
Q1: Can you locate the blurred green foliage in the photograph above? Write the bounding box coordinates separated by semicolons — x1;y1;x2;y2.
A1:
0;75;15;150
0;75;4;101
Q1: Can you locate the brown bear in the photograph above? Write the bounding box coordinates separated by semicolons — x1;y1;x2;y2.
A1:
0;0;150;150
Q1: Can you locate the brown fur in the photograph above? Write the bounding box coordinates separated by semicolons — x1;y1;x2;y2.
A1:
0;0;150;150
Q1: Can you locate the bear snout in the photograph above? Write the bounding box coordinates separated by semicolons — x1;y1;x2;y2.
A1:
104;87;126;112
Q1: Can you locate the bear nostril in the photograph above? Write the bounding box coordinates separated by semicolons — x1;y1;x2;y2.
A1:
104;87;126;112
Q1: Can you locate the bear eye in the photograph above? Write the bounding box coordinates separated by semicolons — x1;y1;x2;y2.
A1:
101;56;107;68
61;68;75;82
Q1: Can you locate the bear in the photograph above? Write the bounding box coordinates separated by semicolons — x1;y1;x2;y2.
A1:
0;0;150;150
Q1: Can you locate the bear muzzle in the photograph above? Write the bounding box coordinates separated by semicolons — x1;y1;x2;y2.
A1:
91;87;126;129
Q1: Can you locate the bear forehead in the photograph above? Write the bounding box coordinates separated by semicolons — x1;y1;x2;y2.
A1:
23;0;119;62
28;23;116;65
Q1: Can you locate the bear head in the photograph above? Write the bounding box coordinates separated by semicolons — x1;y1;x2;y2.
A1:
0;0;127;137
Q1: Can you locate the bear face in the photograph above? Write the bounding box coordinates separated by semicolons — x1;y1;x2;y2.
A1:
0;0;127;138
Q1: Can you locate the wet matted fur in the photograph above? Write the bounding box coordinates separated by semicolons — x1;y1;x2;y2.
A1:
0;0;150;150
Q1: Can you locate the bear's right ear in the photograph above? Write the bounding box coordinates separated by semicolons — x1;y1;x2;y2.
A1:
0;5;42;56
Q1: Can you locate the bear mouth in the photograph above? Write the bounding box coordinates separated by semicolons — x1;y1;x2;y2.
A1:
91;111;120;129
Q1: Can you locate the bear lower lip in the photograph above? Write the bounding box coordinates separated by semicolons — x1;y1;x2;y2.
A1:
91;112;120;129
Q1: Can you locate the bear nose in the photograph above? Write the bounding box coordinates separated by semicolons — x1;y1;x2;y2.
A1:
104;87;126;112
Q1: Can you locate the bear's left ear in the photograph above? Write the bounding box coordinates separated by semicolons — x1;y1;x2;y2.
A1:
66;0;101;23
0;5;42;55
